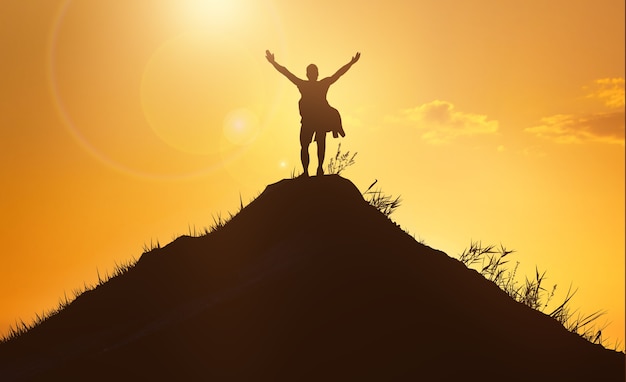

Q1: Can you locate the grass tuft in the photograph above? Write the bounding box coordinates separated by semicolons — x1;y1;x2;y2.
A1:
290;167;300;179
142;238;160;254
327;143;357;175
0;255;139;344
457;241;621;351
363;179;402;217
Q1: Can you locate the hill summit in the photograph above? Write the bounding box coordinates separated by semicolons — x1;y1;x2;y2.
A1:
1;175;623;381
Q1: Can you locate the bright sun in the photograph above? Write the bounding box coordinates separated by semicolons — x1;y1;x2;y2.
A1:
183;0;241;28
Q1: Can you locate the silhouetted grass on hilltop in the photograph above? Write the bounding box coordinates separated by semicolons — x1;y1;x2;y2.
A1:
1;256;138;343
457;241;622;351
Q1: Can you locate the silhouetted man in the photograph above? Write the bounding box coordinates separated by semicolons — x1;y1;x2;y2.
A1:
266;50;360;177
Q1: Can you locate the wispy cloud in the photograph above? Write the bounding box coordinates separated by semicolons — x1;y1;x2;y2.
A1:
388;100;499;144
526;113;624;145
526;78;625;146
585;77;625;109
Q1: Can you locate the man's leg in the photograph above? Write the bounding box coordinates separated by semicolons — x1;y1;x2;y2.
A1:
301;145;310;176
316;132;327;176
300;128;314;177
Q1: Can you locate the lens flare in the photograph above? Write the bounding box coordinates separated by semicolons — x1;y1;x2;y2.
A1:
140;32;266;157
223;108;260;145
46;0;286;180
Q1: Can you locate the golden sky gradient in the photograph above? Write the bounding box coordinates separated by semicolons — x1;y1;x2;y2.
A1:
1;0;624;346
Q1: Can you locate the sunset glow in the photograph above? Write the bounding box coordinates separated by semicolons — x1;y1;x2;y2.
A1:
182;0;242;28
1;0;624;348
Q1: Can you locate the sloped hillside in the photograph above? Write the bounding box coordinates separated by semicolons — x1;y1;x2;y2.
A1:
0;175;623;381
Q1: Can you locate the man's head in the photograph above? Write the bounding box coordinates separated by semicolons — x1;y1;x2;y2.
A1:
306;64;318;81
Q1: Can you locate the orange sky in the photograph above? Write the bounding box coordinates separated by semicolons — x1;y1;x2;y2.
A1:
1;0;624;347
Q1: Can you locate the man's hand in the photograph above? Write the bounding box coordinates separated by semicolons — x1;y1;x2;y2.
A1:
266;50;275;64
350;52;361;64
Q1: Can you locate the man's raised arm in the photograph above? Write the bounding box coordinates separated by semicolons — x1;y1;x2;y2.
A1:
266;50;300;85
327;52;361;84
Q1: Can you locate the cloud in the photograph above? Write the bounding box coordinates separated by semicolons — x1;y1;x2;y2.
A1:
526;78;625;146
525;112;625;145
389;100;499;144
585;77;625;109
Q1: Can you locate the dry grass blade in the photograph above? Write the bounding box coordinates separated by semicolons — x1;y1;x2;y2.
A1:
364;188;402;217
456;241;620;351
327;143;357;175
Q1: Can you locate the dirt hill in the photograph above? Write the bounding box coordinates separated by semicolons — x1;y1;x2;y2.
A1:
0;175;623;381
